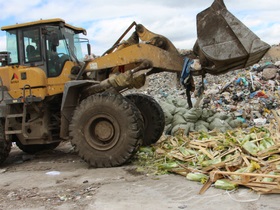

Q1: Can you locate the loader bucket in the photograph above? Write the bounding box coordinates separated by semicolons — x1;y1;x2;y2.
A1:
194;0;270;75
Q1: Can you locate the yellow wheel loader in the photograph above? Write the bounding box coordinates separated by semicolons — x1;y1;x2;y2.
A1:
0;0;270;167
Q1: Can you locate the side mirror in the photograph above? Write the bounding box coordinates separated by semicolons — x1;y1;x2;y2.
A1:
87;43;91;55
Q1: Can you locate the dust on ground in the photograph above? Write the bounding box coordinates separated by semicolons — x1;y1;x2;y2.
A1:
0;142;279;210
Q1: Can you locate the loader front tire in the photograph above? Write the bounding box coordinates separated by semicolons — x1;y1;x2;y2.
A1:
0;119;11;165
126;93;165;145
70;93;144;167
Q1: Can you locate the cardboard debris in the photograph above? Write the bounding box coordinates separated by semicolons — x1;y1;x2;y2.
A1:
272;110;280;132
200;171;280;194
134;122;280;194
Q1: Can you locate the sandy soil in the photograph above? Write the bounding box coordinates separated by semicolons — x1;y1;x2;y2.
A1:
0;142;279;210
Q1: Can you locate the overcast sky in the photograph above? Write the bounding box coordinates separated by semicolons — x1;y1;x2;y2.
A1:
0;0;279;55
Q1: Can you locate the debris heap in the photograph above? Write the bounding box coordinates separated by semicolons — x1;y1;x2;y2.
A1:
127;46;280;133
159;97;244;135
134;124;280;194
131;46;280;194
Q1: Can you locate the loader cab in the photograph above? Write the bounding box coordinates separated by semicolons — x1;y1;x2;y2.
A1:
1;18;87;77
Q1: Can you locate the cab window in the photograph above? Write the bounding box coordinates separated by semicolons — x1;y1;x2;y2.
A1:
6;30;18;64
23;28;42;63
45;26;71;77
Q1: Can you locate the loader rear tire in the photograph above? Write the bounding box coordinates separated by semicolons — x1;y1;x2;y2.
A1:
0;119;12;165
126;93;165;145
70;93;144;168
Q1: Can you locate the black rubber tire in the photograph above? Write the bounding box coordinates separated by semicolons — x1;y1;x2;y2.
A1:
16;141;60;154
70;93;144;168
126;93;165;146
0;119;12;165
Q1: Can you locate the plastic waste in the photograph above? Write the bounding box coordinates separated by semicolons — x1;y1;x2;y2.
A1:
253;118;267;126
46;171;61;176
256;91;268;98
249;92;257;98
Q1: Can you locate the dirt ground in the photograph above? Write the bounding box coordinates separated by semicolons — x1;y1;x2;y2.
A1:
0;142;279;210
1;45;280;210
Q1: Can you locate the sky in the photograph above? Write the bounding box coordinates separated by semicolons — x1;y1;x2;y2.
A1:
0;0;280;56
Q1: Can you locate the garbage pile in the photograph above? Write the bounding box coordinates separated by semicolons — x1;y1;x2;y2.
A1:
159;99;244;135
134;125;280;194
126;46;280;134
200;61;280;127
129;46;280;194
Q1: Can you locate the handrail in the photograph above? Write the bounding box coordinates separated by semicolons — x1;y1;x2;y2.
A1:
22;84;32;104
0;77;4;102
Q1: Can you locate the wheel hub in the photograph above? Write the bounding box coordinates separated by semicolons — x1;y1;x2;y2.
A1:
94;121;114;141
84;115;120;151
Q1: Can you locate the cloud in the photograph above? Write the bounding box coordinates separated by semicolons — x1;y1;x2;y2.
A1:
0;36;6;51
85;18;138;55
0;0;279;56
